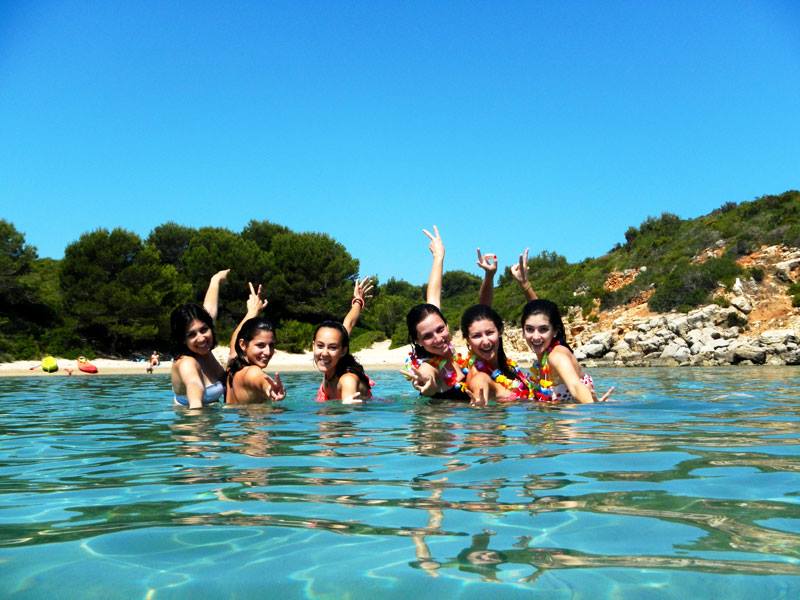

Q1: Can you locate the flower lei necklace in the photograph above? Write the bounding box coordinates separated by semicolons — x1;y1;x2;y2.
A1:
530;340;559;402
460;353;533;398
407;347;462;388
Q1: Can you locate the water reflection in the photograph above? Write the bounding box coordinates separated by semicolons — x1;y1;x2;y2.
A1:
1;369;800;592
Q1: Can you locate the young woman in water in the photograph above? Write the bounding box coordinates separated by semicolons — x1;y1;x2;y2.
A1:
402;226;511;402
225;283;286;405
313;276;375;403
521;299;611;404
459;303;535;407
171;271;270;408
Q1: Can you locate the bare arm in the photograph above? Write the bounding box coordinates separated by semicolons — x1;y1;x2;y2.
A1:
423;226;445;307
343;276;373;334
401;362;440;396
243;368;285;402
338;373;363;404
177;358;207;409
228;282;268;362
510;248;537;301
549;350;596;404
203;269;230;320
476;248;498;306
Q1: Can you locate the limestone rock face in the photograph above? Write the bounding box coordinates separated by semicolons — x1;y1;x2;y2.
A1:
730;296;753;314
502;244;800;368
759;329;798;346
732;344;767;364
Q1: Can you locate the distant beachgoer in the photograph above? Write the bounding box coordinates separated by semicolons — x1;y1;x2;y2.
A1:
521;299;613;404
402;227;495;402
170;269;256;409
313;276;374;403
225;283;286;405
146;351;160;374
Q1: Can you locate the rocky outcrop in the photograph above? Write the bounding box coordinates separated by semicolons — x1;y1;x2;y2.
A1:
568;308;798;367
503;244;800;367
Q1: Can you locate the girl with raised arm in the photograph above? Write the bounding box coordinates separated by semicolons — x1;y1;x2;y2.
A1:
403;226;471;400
170;269;231;408
313;277;374;404
225;283;286;405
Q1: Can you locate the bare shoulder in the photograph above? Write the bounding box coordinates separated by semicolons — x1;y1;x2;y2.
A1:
242;365;266;385
174;355;201;376
548;346;579;369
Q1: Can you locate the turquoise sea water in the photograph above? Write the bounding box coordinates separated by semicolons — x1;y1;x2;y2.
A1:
1;368;799;599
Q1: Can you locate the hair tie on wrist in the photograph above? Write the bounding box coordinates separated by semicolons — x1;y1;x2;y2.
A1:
352;298;364;308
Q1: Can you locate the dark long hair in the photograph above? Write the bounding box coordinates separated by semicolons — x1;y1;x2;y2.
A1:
406;303;448;359
520;299;573;352
460;304;514;378
170;303;216;358
313;321;371;387
226;317;277;387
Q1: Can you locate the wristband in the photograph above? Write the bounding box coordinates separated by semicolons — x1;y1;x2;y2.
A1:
351;297;364;308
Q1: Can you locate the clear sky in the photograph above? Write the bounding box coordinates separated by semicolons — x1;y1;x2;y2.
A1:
1;1;799;284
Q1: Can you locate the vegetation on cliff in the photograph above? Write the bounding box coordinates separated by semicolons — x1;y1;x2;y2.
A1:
1;190;797;360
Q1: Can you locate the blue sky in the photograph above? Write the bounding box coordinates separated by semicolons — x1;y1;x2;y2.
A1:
1;1;799;284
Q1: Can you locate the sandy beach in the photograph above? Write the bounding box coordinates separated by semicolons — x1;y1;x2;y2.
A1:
0;340;413;377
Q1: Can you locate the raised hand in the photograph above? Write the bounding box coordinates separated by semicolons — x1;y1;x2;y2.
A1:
402;365;437;395
598;386;615;403
466;386;488;408
265;373;286;401
422;225;445;260
210;269;230;284
476;248;498;276
245;282;268;317
510;248;529;284
353;276;374;308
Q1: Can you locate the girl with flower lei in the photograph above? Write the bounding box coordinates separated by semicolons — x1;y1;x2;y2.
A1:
513;255;613;403
459;303;534;407
477;248;612;404
402;227;497;402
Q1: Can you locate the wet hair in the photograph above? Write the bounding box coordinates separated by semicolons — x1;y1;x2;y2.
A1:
226;317;277;386
170;303;217;358
313;321;371;388
459;304;514;378
406;303;448;359
520;299;573;352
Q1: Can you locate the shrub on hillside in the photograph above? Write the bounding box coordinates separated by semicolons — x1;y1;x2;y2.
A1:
648;256;742;313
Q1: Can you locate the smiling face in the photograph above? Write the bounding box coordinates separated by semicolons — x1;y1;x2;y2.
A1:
414;312;452;356
185;319;213;356
240;329;276;369
466;318;501;364
523;313;556;355
313;327;347;375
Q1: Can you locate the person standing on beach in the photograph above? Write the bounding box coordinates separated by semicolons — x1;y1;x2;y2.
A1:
146;351;160;374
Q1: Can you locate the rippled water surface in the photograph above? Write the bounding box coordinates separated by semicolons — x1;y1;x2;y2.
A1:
1;368;799;599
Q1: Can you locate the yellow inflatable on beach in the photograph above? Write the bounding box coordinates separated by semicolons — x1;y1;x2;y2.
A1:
41;356;58;373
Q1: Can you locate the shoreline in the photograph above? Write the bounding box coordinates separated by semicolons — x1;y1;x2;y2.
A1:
0;341;413;378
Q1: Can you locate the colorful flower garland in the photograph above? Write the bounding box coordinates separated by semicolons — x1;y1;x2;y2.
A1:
460;353;534;399
529;340;559;402
406;348;462;389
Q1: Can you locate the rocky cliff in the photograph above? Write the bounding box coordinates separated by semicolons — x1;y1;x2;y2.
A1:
503;245;800;367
